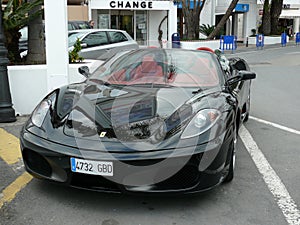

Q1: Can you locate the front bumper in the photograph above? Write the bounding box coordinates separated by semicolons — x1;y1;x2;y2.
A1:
20;128;232;194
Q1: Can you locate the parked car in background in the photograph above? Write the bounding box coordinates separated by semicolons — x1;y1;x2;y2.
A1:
19;26;28;56
68;29;139;60
19;21;90;57
68;21;91;30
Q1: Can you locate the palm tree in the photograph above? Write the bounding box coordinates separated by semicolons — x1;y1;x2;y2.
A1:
26;0;45;64
177;0;206;40
2;0;43;64
199;24;215;37
207;0;239;40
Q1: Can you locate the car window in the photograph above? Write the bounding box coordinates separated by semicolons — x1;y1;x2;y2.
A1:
68;23;74;30
92;49;221;88
68;32;86;47
108;31;128;43
68;21;90;30
19;27;28;41
77;23;90;29
82;32;109;47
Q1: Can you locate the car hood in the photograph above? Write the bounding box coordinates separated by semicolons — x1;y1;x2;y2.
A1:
24;81;227;152
57;82;221;146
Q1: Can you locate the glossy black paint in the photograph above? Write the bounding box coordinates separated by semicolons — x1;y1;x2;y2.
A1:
20;49;255;194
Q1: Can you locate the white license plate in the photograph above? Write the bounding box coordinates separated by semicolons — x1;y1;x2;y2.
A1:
70;158;113;176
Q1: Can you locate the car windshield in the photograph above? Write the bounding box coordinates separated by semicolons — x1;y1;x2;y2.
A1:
68;32;86;47
90;49;221;88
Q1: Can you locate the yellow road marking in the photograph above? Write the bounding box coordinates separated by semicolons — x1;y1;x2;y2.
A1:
0;172;32;209
0;128;22;164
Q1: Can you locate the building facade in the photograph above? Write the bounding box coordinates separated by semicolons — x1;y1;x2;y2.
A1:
86;0;300;46
88;0;177;47
197;0;257;41
258;0;300;34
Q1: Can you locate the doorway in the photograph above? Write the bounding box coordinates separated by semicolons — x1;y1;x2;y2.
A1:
111;10;134;38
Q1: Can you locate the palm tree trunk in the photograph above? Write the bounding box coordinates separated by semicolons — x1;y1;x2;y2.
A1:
26;0;45;64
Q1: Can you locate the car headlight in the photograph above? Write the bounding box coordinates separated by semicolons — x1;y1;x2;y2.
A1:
31;93;56;127
181;109;221;139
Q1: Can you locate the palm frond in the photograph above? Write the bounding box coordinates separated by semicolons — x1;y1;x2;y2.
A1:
3;0;43;30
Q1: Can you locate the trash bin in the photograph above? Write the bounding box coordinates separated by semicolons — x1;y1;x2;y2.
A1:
296;32;300;45
281;32;287;47
172;33;180;48
256;34;264;49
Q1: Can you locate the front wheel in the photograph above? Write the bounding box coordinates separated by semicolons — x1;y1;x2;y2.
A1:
243;90;251;123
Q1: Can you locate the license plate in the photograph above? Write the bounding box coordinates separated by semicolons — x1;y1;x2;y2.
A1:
70;158;113;176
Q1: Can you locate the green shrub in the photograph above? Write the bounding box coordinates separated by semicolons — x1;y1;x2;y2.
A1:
199;24;215;36
69;39;84;63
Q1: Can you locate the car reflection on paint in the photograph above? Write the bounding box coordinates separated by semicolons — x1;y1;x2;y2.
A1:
20;48;255;194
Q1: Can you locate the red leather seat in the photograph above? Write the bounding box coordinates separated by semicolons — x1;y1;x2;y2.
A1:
132;56;163;80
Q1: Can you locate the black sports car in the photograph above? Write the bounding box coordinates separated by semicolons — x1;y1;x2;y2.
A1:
20;48;255;194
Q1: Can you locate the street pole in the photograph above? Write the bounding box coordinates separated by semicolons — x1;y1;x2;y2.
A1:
0;0;16;122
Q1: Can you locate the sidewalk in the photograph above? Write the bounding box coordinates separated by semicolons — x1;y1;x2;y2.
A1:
233;41;298;54
0;115;30;129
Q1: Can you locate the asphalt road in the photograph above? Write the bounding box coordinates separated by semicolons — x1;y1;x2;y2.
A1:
0;45;300;225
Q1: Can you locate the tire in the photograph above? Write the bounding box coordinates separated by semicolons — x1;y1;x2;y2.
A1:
244;111;249;123
223;129;237;183
243;90;251;123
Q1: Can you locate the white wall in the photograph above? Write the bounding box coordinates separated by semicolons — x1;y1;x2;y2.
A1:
180;40;220;50
205;0;258;41
8;60;103;115
44;0;69;91
200;0;213;26
148;11;168;47
244;0;258;40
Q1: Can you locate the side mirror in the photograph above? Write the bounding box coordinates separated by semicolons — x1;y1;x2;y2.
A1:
227;70;256;86
78;66;90;78
239;70;256;80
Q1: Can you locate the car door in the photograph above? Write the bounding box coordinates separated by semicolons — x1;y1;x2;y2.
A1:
79;31;110;59
227;58;252;120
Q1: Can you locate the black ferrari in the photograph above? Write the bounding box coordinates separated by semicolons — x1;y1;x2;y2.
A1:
20;48;255;194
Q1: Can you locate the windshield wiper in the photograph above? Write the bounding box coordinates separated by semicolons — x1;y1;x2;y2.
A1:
88;78;111;87
129;83;173;88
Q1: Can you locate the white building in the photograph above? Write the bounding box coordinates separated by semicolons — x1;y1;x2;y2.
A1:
258;0;300;34
87;0;300;46
197;0;257;41
88;0;177;47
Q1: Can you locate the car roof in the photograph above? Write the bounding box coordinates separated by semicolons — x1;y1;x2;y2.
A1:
68;29;127;33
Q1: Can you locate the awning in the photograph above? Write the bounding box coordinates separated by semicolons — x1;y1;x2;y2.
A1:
280;9;300;18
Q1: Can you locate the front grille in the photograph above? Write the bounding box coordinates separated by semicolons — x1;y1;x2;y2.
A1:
154;165;200;190
71;173;120;192
23;148;52;177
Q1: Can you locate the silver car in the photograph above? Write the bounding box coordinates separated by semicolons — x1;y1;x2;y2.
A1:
68;29;139;60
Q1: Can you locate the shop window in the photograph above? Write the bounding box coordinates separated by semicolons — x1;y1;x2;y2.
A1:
97;9;109;29
136;11;147;45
